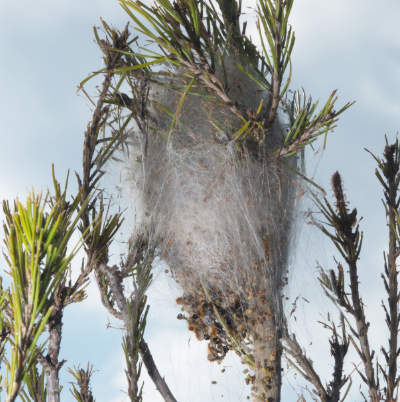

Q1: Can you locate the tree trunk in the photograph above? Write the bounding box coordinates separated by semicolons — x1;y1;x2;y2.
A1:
248;275;283;402
45;308;63;402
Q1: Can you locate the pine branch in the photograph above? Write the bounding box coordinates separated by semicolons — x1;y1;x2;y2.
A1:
68;364;95;402
368;141;400;399
284;315;350;402
284;333;329;401
315;172;381;401
78;23;179;402
97;262;177;402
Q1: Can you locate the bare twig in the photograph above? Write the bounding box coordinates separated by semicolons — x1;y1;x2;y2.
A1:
97;263;177;402
68;364;95;402
284;333;329;400
368;141;400;399
316;172;380;401
77;24;179;402
284;321;349;402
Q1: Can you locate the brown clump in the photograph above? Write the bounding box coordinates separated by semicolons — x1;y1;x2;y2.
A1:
175;262;283;401
176;283;248;362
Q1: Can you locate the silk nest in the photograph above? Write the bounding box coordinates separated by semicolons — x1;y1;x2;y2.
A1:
124;55;301;364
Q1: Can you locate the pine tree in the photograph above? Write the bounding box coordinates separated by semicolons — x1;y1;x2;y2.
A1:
0;1;356;401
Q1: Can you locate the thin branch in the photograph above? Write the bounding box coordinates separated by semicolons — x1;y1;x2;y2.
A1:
370;141;400;399
96;263;177;402
68;364;95;402
315;172;380;401
284;333;329;401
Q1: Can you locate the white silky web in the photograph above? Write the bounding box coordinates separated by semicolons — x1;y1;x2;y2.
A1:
125;55;302;396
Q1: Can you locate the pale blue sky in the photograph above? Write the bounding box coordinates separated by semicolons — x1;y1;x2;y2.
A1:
1;1;400;401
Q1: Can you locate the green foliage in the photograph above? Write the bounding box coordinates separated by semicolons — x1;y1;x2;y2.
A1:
78;0;353;164
75;2;354;400
121;240;154;401
82;196;123;264
21;363;47;402
0;1;357;401
1;170;88;401
122;297;148;402
282;89;354;157
257;0;294;89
